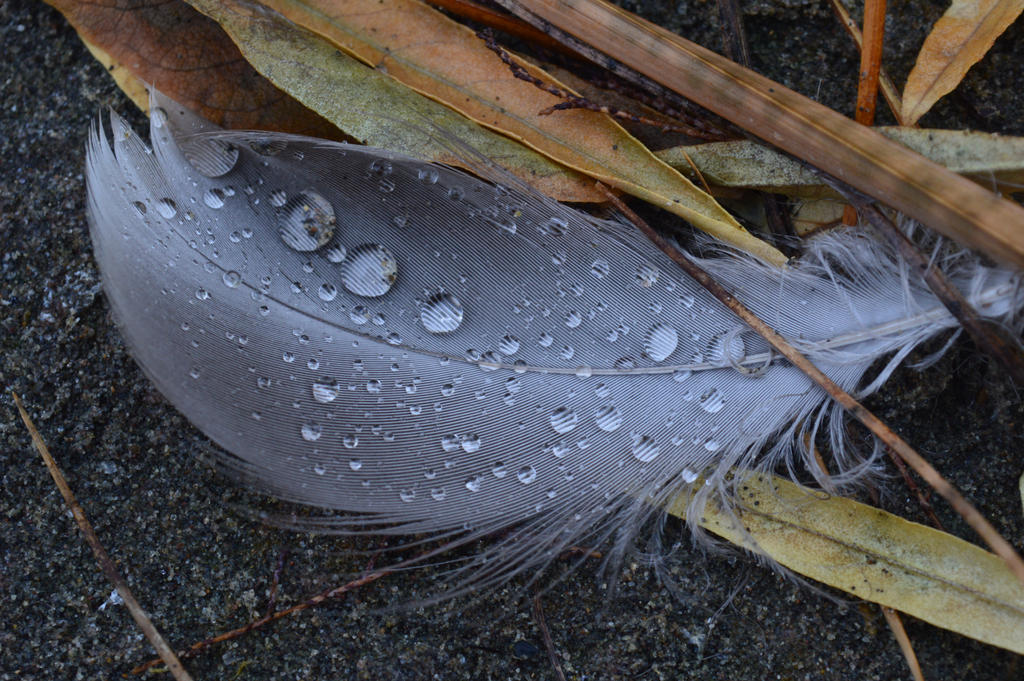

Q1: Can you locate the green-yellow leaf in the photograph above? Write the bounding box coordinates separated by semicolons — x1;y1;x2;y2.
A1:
669;474;1024;653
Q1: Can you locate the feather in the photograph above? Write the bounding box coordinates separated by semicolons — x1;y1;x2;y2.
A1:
86;94;1021;591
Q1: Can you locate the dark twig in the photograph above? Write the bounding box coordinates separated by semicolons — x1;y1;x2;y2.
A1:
885;445;945;531
532;595;567;681
593;185;1024;585
13;392;194;681
478;30;726;140
265;548;290;617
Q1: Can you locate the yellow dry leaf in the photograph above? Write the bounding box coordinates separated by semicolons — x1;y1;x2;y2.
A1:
185;0;604;201
901;0;1024;125
668;474;1024;653
252;0;786;265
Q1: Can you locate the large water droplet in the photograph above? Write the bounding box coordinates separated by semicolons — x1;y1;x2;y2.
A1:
594;405;623;432
279;190;335;251
420;290;464;333
550;407;578;434
340;243;397;297
644;323;679;362
312;377;341;403
180;138;239;177
632;435;660;462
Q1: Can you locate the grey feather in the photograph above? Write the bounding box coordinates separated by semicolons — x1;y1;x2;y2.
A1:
85;94;1021;590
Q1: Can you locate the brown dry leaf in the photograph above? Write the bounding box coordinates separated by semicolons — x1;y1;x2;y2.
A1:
670;475;1024;653
901;0;1024;125
45;0;341;137
249;0;785;265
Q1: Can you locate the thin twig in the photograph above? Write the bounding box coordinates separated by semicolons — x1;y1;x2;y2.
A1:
12;392;194;681
593;185;1024;585
881;606;926;681
885;446;945;531
532;595;567;681
479;30;725;140
131;568;391;674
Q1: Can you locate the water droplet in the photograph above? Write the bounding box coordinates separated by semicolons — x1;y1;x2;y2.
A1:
181;138;238;177
594;405;623;432
564;310;582;328
188;366;201;379
195;288;209;300
366;379;382;393
498;334;521;355
441;434;461;452
538;332;554;348
203;188;225;209
283;351;295;363
307;357;319;370
340;243;398;297
613;357;636;370
279;190;335;251
248;137;287;156
312;377;340;403
150;107;168;128
559;345;575;361
420;290;464;333
222;271;241;288
636;263;660;287
417;167;439;184
315;283;337;302
349;305;369;325
132;200;147;216
448;186;465;201
590;259;610;278
301;422;322;442
465;475;483;492
672;368;692;382
343;434;359;449
699;388;725;413
574;365;593;378
703;438;720;452
385;332;402;345
399;489;416;503
517;465;537;484
644;323;678;362
461;434;481;453
155;198;177;219
550;407;578;434
539;215;569;236
349;458;363;471
632;435;659;462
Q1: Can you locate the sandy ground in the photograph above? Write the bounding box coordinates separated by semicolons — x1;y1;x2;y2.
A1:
2;0;1022;679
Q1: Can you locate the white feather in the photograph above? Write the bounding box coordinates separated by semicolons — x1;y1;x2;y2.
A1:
85;94;1021;592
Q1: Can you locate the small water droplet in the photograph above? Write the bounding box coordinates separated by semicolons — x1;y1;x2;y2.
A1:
248;137;287;156
195;288;209;300
498;334;521;355
318;283;338;301
366;379;382;393
538;332;554;348
699;389;725;413
590;259;610;278
559;345;575;361
703;439;720;452
517;465;537;484
673;368;692;382
441;434;461;452
632;435;659;462
203;188;225;209
420;290;464;333
594;405;623;432
188;366;201;379
222;271;241;288
324;244;347;263
279;190;335;251
349;458;363;471
155;198;177;219
417;167;439;184
465;475;482;492
539;215;569;236
550;407;578;434
132;200;147;216
385;332;402;345
430;487;446;501
268;189;288;207
340;244;398;297
565;310;582;328
349;305;369;325
343;434;359;449
574;365;593;378
283;351;295;363
181;138;239;177
399;489;416;503
312;377;340;403
644;323;678;362
636;263;660;287
301;422;322;442
461;434;481;453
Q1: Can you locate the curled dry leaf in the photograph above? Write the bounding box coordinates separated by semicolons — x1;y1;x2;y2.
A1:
45;0;341;137
230;0;784;264
678;474;1024;654
901;0;1024;125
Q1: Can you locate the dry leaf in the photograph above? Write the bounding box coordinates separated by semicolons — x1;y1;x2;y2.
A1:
244;0;785;264
658;128;1024;198
672;475;1024;654
186;0;605;201
901;0;1024;125
46;0;341;137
